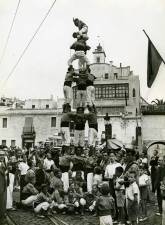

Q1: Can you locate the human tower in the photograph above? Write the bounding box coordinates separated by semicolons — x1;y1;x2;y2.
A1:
60;18;98;156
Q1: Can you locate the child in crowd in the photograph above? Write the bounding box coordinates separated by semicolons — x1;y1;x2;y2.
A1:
126;171;140;225
67;182;86;215
114;166;125;225
95;182;115;225
139;167;149;222
160;176;165;225
84;184;101;213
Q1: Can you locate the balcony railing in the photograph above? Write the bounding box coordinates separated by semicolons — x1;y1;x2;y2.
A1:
23;126;35;134
141;105;165;115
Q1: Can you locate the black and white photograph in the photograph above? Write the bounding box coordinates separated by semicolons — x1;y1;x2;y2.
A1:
0;0;165;225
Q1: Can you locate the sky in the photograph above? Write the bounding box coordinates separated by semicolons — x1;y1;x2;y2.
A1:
0;0;165;102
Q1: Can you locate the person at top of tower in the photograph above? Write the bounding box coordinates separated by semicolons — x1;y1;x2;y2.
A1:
68;18;90;70
73;18;88;40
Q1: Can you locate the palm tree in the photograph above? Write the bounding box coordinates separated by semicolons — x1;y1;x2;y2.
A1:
151;99;165;105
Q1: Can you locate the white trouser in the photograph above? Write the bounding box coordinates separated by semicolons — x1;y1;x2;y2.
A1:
79;26;88;36
163;200;165;225
22;195;38;206
77;90;86;107
86;86;95;106
61;127;70;146
88;128;97;147
63;85;72;104
61;172;69;192
34;202;50;213
99;215;113;225
87;172;94;192
74;130;85;147
68;51;90;68
6;173;15;209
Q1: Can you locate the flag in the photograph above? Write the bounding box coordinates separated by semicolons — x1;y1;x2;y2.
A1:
147;39;163;88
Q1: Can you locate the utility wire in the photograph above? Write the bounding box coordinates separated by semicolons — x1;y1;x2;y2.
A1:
0;0;57;92
0;0;21;66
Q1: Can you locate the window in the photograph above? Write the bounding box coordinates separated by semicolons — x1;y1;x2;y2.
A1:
46;104;49;109
114;73;118;79
105;73;109;79
51;117;56;127
95;84;129;99
11;140;16;147
133;88;136;97
2;118;7;128
32;105;35;109
2;140;6;146
95;86;102;99
96;57;100;63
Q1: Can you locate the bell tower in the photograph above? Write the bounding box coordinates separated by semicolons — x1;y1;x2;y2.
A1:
93;43;106;63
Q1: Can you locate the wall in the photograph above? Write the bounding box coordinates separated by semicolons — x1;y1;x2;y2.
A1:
142;115;165;142
0;109;61;147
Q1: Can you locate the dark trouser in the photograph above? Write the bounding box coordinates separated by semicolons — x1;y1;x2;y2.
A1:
20;175;26;201
0;190;7;219
118;207;125;223
157;187;162;213
109;179;118;220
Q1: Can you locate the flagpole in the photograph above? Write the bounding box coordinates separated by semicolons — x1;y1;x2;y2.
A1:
143;29;165;65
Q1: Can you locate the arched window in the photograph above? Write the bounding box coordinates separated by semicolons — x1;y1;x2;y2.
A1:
133;88;136;97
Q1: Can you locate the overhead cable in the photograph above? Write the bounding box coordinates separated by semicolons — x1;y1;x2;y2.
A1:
0;0;21;66
0;0;57;92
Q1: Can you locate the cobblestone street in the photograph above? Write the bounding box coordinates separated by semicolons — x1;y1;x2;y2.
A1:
5;190;161;225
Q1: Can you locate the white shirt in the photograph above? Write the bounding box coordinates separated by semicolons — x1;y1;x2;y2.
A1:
18;162;29;175
126;181;140;203
43;158;54;170
139;174;149;186
104;162;122;179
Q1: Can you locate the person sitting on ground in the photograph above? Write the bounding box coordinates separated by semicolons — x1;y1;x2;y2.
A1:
35;160;47;191
33;184;52;218
84;184;101;214
22;176;38;201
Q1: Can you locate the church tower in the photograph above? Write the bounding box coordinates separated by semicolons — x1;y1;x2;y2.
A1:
93;43;106;63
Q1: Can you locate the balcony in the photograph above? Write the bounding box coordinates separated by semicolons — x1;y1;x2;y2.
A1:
141;105;165;115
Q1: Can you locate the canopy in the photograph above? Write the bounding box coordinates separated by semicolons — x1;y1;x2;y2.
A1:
107;138;123;150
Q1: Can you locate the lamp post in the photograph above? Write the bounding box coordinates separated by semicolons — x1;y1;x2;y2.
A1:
104;113;112;150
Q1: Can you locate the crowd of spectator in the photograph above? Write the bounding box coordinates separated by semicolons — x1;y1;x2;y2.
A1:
0;144;165;225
